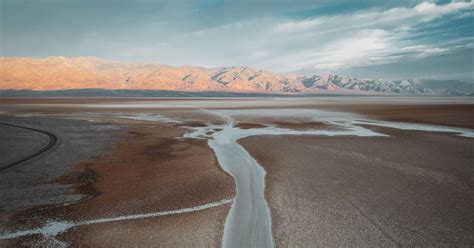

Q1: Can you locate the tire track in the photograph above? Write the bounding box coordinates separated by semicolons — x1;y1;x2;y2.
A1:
0;121;57;172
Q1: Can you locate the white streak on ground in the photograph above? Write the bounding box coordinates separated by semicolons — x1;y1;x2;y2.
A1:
114;113;182;124
187;110;387;248
11;112;183;125
76;198;232;226
0;221;74;240
183;108;474;248
3;108;472;246
0;198;232;240
351;120;474;138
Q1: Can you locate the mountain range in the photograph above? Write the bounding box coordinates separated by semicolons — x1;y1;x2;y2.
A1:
1;56;472;95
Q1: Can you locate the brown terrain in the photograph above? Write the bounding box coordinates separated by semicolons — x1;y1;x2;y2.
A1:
0;107;234;247
319;104;474;129
238;104;474;246
0;97;473;246
59;120;234;247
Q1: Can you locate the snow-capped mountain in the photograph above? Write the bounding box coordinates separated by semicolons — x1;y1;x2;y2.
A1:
1;57;472;95
298;73;473;95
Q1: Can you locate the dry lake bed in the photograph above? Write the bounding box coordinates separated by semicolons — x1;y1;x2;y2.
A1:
0;97;473;247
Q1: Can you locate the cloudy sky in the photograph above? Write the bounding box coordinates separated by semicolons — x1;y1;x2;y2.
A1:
1;0;473;80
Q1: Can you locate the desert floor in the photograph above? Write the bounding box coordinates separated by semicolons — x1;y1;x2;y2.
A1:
0;97;473;247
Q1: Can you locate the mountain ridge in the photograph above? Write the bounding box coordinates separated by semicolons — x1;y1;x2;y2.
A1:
1;56;472;95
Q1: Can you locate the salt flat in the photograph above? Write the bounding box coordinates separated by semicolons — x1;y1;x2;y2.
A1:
0;97;473;247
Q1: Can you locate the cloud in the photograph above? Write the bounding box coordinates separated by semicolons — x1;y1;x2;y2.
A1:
274;1;473;34
264;1;473;72
1;0;473;80
296;29;394;70
130;1;466;75
273;19;322;32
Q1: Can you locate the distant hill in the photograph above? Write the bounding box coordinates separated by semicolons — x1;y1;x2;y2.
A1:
415;79;474;92
0;89;284;97
1;57;472;96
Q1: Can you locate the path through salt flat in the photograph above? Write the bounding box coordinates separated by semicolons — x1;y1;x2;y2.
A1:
2;108;473;247
184;108;474;248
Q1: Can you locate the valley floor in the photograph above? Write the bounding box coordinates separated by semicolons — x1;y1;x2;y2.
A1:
0;97;473;246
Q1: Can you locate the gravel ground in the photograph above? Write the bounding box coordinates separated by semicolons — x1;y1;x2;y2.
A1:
1;98;472;247
240;127;474;246
0;112;234;247
0;116;119;221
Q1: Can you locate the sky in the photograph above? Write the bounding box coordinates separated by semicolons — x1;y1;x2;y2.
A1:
1;0;473;80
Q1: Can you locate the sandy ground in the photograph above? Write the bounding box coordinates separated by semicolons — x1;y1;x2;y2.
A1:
0;117;117;214
1;97;473;247
0;111;234;247
239;105;474;246
62;204;230;247
60;121;234;246
65;123;234;219
318;104;474;129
